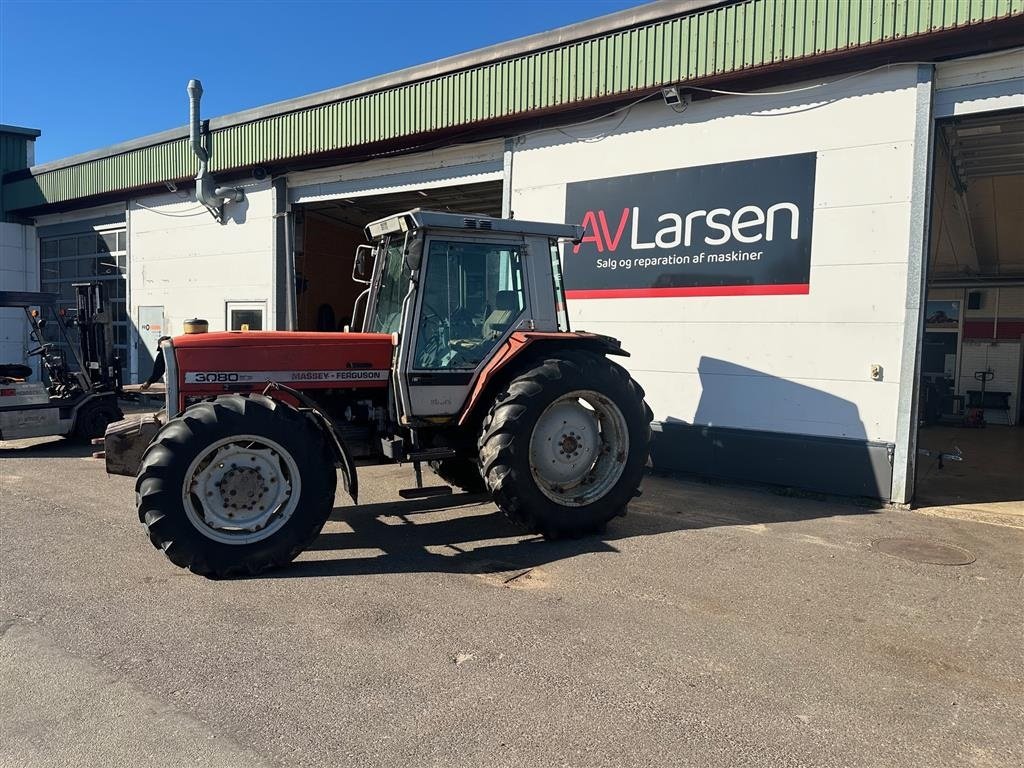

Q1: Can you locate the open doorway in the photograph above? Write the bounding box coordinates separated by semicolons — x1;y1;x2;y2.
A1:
292;180;503;332
916;109;1024;518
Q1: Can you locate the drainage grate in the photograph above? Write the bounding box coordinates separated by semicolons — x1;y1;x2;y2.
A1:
871;537;976;566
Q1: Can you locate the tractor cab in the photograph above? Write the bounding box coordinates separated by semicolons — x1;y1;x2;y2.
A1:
355;210;580;424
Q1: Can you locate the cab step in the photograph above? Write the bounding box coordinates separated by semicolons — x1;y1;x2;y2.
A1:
406;447;458;462
398;485;453;499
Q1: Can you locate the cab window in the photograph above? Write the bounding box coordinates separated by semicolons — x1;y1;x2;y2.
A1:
413;240;525;370
368;235;410;334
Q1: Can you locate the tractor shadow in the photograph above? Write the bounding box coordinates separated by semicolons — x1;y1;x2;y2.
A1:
267;474;879;581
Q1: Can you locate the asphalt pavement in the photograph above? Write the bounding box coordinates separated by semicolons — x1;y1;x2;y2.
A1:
2;436;1022;768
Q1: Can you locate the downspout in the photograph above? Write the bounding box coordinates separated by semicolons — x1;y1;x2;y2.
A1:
187;79;244;223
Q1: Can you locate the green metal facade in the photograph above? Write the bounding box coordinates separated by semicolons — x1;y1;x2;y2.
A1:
4;0;1022;212
0;129;38;220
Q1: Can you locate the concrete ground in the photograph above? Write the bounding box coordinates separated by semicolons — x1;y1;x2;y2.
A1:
1;436;1022;768
916;424;1024;528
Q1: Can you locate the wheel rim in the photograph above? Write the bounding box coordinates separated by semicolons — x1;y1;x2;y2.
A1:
181;435;302;545
528;389;629;507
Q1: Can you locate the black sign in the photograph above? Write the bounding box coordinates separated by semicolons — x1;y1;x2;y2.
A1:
563;153;816;298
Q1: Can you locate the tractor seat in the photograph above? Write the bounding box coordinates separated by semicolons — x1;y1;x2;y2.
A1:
482;291;521;339
0;363;32;380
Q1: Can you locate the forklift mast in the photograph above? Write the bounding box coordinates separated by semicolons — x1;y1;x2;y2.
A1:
73;282;121;392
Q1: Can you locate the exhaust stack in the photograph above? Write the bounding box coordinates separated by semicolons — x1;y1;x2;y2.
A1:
187;79;244;223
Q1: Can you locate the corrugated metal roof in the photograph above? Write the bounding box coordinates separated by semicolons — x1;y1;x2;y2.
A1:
5;0;1023;212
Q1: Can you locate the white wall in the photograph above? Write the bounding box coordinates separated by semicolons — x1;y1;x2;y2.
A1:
0;222;39;371
0;222;37;291
511;65;925;444
127;180;275;349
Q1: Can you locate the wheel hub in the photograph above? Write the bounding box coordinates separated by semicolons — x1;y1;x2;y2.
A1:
183;438;300;544
559;433;580;456
218;466;268;512
528;389;629;507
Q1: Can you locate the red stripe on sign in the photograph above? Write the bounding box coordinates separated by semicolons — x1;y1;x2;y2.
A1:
565;284;811;299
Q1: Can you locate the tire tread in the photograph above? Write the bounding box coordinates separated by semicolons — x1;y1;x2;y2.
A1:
477;351;650;538
135;394;336;578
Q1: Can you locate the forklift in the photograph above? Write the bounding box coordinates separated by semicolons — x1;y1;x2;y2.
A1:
0;283;123;441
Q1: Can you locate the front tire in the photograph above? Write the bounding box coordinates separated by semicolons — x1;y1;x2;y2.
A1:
136;394;336;578
478;352;651;538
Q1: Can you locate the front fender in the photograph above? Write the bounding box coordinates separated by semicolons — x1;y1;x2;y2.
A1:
262;382;358;504
305;409;359;505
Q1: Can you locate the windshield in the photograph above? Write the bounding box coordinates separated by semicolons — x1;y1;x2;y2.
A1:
367;234;410;334
413;239;525;370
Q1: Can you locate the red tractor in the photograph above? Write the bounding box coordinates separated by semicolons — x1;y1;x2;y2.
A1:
104;210;652;577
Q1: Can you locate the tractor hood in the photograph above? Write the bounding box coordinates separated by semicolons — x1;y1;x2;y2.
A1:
171;331;394;393
172;330;393;349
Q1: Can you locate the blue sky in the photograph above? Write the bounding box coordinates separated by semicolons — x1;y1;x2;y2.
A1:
1;0;641;164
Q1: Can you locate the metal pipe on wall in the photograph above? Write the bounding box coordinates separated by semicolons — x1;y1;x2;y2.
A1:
187;79;244;222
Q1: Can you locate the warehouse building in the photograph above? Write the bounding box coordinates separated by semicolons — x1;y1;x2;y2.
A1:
2;0;1023;508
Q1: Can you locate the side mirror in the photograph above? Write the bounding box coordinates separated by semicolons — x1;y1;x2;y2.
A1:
352;244;374;285
404;236;424;272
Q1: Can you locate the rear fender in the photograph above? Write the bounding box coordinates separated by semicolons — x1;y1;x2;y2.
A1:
458;331;629;427
262;383;358;504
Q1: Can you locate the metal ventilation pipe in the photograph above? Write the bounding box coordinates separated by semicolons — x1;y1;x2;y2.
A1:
187;79;209;165
187;79;244;222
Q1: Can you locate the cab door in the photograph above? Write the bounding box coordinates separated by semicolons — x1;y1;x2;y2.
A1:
399;234;531;420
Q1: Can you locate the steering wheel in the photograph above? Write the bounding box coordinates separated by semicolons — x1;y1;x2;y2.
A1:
420;301;450;341
416;301;450;367
420;300;446;324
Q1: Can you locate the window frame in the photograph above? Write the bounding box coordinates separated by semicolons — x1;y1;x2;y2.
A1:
39;224;129;377
407;233;531;374
225;301;267;331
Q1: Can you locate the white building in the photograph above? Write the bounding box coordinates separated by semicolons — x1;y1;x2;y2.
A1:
2;1;1022;506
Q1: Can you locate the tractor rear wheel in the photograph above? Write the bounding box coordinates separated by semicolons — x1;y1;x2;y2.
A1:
478;352;651;538
136;394;336;578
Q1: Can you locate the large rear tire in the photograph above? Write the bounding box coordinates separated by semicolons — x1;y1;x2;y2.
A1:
136;394;336;578
478;352;651;538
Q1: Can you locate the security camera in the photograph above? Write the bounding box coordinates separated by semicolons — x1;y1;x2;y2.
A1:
661;86;682;106
661;86;692;112
251;166;269;181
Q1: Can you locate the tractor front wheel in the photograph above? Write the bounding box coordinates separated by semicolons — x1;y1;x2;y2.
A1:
136;394;336;578
478;352;651;538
